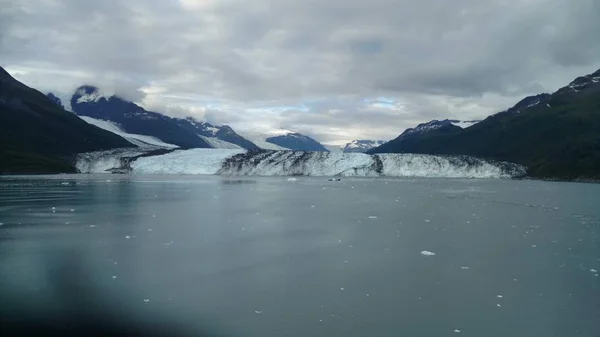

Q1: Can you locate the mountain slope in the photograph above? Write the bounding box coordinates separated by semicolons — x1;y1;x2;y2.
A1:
236;130;328;151
174;117;259;149
0;67;133;173
79;116;179;149
70;85;257;150
370;69;600;180
370;120;464;154
342;140;386;153
71;86;212;149
264;130;328;151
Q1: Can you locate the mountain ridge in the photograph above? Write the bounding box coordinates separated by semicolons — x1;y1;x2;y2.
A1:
0;67;133;173
369;68;600;180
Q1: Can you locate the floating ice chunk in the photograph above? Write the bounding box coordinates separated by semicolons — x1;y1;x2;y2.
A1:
0;223;3;226
61;182;69;186
531;245;537;248
89;225;96;228
152;215;156;218
112;276;117;279
254;310;263;314
143;299;150;303
460;266;470;270
105;180;111;183
311;205;316;208
497;304;501;307
368;216;378;219
497;295;503;298
148;229;152;231
287;177;298;181
70;209;75;212
421;251;436;256
591;269;598;273
454;329;461;333
52;207;56;210
340;288;345;291
125;236;131;239
424;219;430;222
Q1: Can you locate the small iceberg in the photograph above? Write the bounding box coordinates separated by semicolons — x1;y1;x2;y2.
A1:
421;250;436;256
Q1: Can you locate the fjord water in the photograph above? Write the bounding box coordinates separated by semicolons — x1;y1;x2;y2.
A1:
0;175;598;337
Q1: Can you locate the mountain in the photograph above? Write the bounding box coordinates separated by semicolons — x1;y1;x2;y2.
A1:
342;140;386;153
370;68;600;180
262;130;328;151
70;85;258;150
79;116;179;149
237;130;329;151
174;117;259;149
368;120;467;154
0;67;132;173
46;93;64;109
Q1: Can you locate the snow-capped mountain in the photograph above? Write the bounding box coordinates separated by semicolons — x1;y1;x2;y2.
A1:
397;119;464;139
174;117;258;149
238;129;329;151
494;93;552;116
369;67;600;179
0;67;132;173
342;140;386;153
263;130;328;151
78;116;178;149
556;68;600;96
366;119;476;154
69;85;257;150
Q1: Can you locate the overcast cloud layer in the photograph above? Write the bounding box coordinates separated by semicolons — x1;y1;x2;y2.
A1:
2;0;600;144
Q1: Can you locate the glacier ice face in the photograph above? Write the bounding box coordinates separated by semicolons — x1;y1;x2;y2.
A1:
76;148;526;178
132;149;245;175
76;148;177;174
218;151;378;176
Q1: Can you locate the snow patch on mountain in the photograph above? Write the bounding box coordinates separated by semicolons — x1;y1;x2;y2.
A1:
264;129;296;136
75;87;108;104
79;116;178;148
342;140;386;153
236;132;295;150
198;135;242;149
450;120;480;128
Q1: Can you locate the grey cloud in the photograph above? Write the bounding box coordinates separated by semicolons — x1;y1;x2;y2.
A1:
2;0;600;143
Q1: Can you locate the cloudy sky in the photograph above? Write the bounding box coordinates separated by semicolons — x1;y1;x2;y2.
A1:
2;0;599;144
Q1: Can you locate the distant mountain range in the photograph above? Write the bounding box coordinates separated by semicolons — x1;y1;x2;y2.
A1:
2;64;599;179
263;130;328;152
341;140;386;153
0;67;132;173
370;68;600;180
340;120;479;153
62;85;328;152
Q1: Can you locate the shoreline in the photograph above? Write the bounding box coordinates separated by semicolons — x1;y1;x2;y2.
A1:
2;172;600;184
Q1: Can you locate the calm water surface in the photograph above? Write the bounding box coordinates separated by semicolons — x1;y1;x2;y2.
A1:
0;175;599;336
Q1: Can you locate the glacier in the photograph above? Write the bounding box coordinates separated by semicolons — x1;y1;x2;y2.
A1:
76;148;526;178
79;116;179;149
